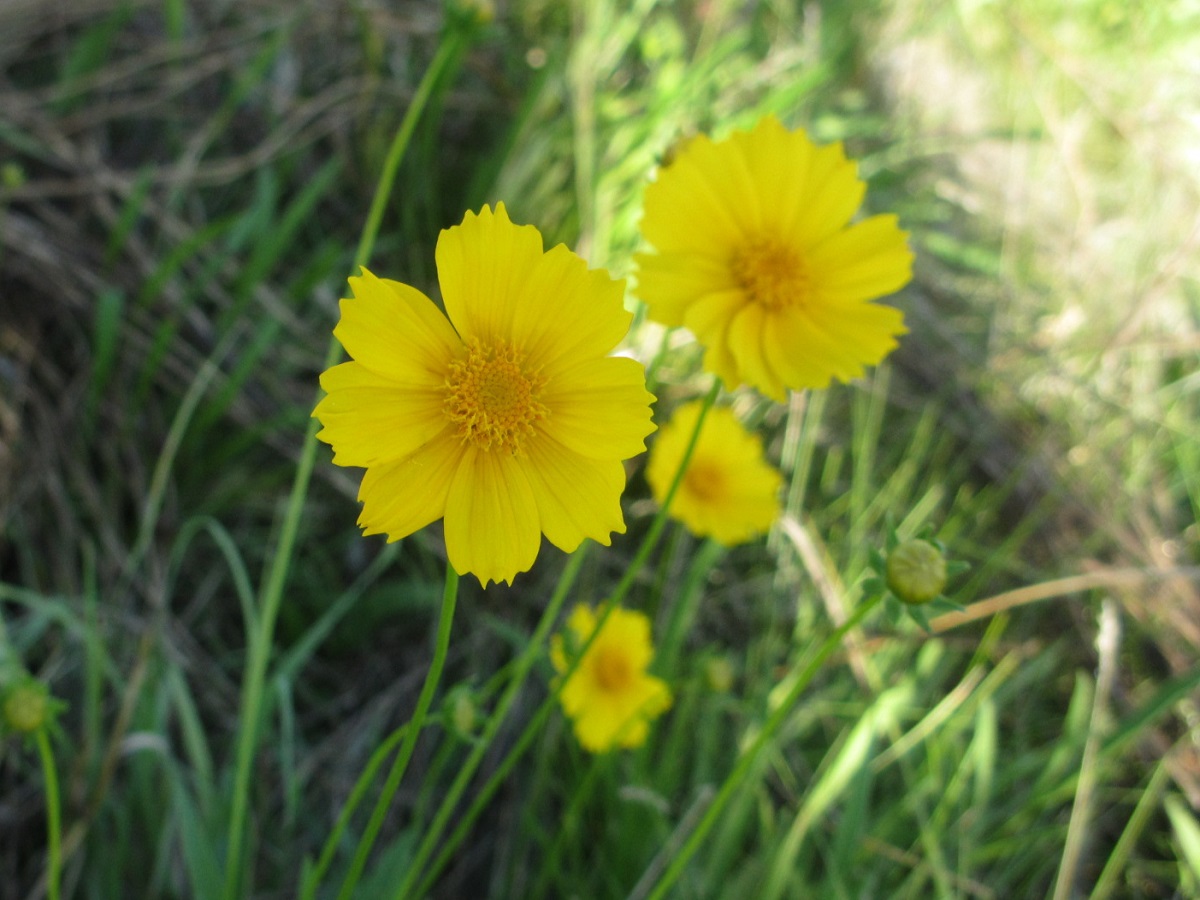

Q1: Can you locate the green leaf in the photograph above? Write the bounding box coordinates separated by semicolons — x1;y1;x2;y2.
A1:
1165;795;1200;883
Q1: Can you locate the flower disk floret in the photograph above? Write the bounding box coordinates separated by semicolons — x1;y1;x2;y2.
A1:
635;115;914;400
313;203;656;587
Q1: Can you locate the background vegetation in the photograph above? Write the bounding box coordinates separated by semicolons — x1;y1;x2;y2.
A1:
1;0;1197;897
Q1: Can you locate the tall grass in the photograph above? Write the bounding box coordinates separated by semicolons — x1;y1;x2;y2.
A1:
0;0;1196;897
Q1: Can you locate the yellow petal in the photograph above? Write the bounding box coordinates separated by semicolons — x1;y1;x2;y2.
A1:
539;357;655;461
786;140;865;247
680;289;746;390
762;308;862;389
435;203;544;346
522;439;627;553
687;124;765;235
725;117;798;227
314;362;448;467
566;603;598;639
805;301;907;366
726;303;787;401
640;135;747;255
443;447;542;587
809;214;914;302
602;608;655;670
357;431;463;541
436;205;632;373
572;702;623;752
762;301;905;390
334;268;460;383
513;244;632;373
634;250;735;328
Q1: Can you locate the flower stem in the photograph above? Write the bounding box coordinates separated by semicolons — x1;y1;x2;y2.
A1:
405;377;721;897
298;723;410;900
641;593;885;900
658;536;726;675
36;728;62;900
219;27;472;900
529;751;612;899
335;566;459;900
608;375;720;608
392;547;589;900
353;31;468;273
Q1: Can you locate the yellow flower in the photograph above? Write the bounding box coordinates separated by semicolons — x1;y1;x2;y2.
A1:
313;204;655;587
645;400;782;546
635;116;913;401
552;604;672;753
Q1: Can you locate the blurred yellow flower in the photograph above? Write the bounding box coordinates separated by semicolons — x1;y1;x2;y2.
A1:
314;203;655;587
635;116;913;400
552;604;672;753
646;400;782;546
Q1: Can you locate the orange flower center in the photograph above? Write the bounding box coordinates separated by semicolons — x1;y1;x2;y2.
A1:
592;644;635;693
682;459;725;504
444;338;547;453
732;238;808;310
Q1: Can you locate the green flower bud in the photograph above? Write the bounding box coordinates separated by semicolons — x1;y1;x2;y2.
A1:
448;0;494;28
886;539;947;605
448;688;478;736
703;656;735;693
1;162;24;189
3;678;50;733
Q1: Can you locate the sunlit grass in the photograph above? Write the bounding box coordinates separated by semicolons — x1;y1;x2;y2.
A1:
0;0;1196;897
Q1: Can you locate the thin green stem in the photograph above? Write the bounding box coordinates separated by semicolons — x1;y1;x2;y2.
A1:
299;723;410;900
335;567;459;900
408;377;721;897
642;594;885;900
658;537;726;675
36;728;62;900
410;675;565;899
353;32;467;273
393;548;589;900
219;28;470;900
608;376;721;608
530;752;611;899
643;327;673;394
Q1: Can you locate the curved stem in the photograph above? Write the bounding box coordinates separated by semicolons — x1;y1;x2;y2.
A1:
36;728;62;900
219;28;469;900
335;567;459;900
642;594;885;900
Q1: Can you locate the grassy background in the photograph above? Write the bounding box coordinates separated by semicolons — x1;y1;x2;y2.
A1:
1;0;1198;897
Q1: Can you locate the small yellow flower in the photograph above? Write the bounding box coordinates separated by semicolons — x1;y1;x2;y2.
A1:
635;116;913;400
314;203;656;587
645;400;782;546
552;604;672;753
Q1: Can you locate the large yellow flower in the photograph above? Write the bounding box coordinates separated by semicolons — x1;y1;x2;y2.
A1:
635;116;913;401
313;204;655;587
552;604;672;753
645;400;782;546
